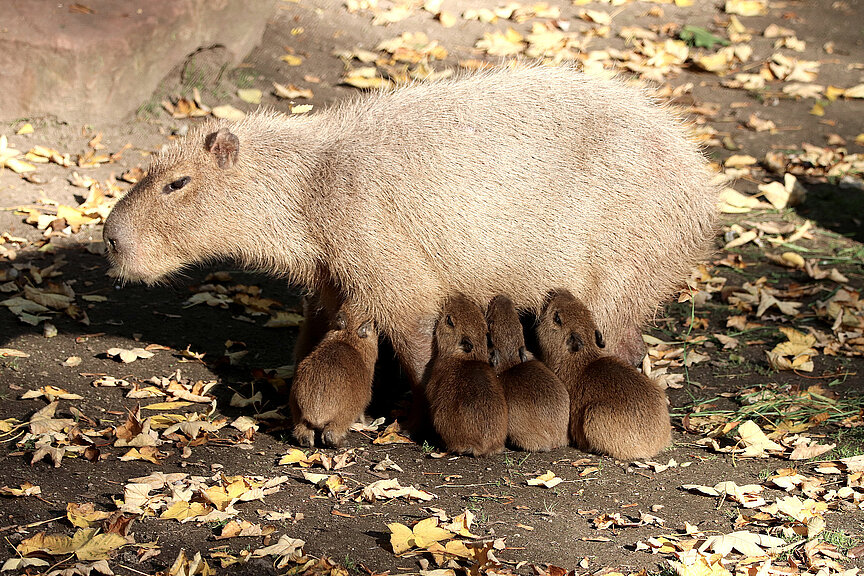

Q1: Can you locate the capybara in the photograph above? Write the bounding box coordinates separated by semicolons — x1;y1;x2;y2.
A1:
103;65;718;392
487;295;568;452
537;290;671;461
289;300;378;447
425;294;507;456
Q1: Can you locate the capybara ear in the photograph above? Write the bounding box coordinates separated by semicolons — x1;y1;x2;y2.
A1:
566;332;584;353
334;312;347;331
595;329;606;349
357;320;373;339
204;128;240;169
489;348;500;368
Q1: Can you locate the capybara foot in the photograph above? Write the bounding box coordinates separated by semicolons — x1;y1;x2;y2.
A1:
321;424;348;448
293;423;315;448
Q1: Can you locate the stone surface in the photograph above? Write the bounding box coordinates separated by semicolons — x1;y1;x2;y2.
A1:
0;0;276;124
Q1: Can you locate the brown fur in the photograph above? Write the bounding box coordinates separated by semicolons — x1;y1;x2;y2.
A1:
425;294;507;457
289;300;378;447
537;290;671;461
103;65;718;388
487;295;568;452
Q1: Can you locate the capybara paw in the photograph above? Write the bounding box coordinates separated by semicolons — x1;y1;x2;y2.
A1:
293;424;315;448
322;426;347;447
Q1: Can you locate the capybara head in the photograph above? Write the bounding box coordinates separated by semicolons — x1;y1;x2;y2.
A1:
102;115;312;284
434;294;489;361
486;294;531;371
537;289;606;365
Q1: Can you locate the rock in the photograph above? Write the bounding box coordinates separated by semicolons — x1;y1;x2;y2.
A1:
0;0;276;124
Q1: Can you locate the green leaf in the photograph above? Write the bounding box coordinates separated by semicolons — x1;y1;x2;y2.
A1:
679;25;730;49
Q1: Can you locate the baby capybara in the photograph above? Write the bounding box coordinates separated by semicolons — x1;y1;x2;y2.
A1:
289;300;378;447
487;295;569;452
537;290;671;461
426;294;507;457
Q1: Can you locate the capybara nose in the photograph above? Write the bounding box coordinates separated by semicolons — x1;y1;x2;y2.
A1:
102;219;126;255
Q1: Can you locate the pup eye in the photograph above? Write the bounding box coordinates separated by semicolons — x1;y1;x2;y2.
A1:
163;176;191;194
445;315;454;327
553;311;562;326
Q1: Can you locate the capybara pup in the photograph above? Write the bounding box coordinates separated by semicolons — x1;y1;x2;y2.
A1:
487;295;568;452
537;290;671;460
103;65;718;391
426;294;507;456
290;300;378;447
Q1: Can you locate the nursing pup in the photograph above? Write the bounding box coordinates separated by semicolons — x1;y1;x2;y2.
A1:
426;294;508;457
487;295;569;452
290;300;378;447
537;290;671;460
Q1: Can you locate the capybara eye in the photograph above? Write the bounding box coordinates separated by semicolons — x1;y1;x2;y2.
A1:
553;311;562;326
595;329;606;349
460;337;473;353
163;176;191;194
445;315;455;328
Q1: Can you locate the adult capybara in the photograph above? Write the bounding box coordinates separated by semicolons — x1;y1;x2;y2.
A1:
487;295;569;452
537;290;671;461
103;65;717;390
426;294;507;456
290;300;378;447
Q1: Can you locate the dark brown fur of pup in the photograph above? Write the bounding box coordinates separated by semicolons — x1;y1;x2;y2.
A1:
290;300;378;447
426;294;507;457
487;295;568;452
537;290;671;460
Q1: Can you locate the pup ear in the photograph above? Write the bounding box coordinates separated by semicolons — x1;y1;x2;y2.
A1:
594;329;606;349
566;332;583;353
204;128;239;169
489;348;500;368
334;312;347;331
357;320;373;339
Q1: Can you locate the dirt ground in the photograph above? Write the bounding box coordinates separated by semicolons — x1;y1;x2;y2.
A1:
1;0;863;575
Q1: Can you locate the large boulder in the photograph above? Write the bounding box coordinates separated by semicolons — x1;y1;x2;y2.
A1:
0;0;276;124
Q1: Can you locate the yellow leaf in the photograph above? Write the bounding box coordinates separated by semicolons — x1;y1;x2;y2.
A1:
211;105;246;121
724;154;757;168
6;157;36;173
141;401;193;410
845;83;864;98
724;0;766;16
825;85;845;101
737;420;785;457
527;470;563;488
237;89;262;104
16;123;34;135
67;503;111;528
388;522;414;554
856;133;864;145
809;102;825;116
280;54;303;66
160;500;210;521
74;532;127;561
57;205;99;227
17;531;76;556
411;517;453;548
672;554;733;576
290;104;313;114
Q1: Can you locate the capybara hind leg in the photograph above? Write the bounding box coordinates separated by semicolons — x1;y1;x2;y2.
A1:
293;422;315;447
293;282;342;363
